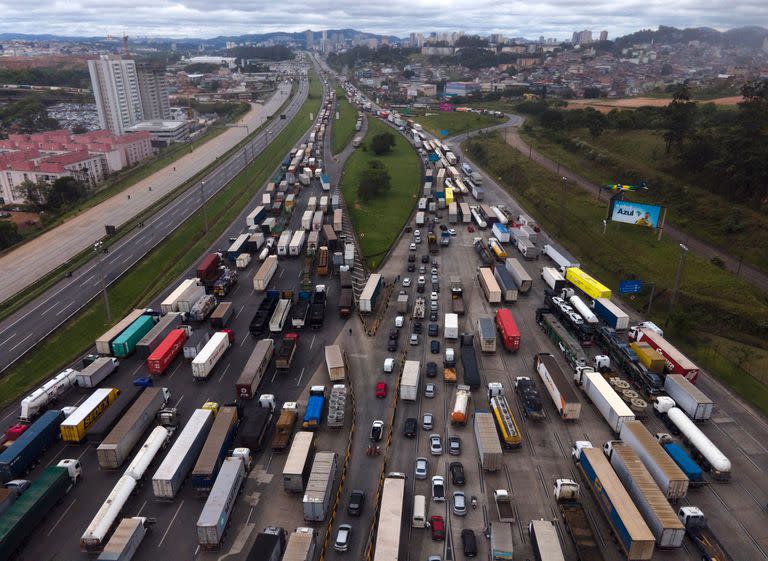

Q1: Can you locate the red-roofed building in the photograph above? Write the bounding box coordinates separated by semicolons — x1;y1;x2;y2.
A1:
0;129;152;204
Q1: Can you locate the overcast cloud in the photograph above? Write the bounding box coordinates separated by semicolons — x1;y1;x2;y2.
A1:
0;0;763;40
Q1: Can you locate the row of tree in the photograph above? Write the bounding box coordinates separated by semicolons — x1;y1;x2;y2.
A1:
0;95;60;137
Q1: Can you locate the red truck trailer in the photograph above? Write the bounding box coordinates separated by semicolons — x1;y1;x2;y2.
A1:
196;253;221;285
147;328;188;375
495;308;520;352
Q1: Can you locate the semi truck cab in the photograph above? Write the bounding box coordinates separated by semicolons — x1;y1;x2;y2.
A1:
571;440;593;460
58;458;82;483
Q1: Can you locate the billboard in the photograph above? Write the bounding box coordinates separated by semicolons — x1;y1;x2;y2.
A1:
610;200;662;229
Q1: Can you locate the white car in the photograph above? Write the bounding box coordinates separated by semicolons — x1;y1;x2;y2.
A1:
431;475;446;502
424;383;436;398
402;277;411;287
334;524;352;552
453;492;466;516
383;358;395;373
395;315;404;328
409;243;416;251
414;230;421;238
430;291;438;301
449;228;456;236
415;457;429;480
423;413;433;430
430;434;443;455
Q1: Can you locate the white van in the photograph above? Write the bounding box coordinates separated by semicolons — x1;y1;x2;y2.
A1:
412;495;426;528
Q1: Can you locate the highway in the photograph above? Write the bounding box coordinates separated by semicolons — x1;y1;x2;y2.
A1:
0;63;766;561
0;67;310;374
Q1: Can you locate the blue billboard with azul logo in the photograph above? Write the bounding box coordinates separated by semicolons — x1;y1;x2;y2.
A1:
610;200;662;229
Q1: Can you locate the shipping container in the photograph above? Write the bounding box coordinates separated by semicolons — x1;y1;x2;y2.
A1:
619;421;689;499
183;330;210;359
76;356;119;388
147;329;187;375
0;409;64;482
192;406;240;493
593;298;629;331
663;375;713;421
111;315;156;358
283;527;317;561
95;309;146;355
474;412;503;471
360;273;382;313
97;517;147;561
302;451;338;522
542;267;567;292
210;302;234;329
253;255;278;291
478;267;501;304
227;234;250;262
534;354;581;421
97;388;169;469
565;267;611;300
236;339;275;399
152;408;214;499
160;279;197;314
325;345;346;382
495;309;520;352
630;342;666;375
196;253;221;284
400;360;420;401
504;258;532;293
580;371;635;433
61;388;120;442
575;446;655;560
372;475;405;561
196;457;246;548
192;331;231;379
528;519;565;561
543;243;580;272
631;327;699;383
477;317;497;352
176;282;206;314
283;431;315;492
136;312;184;358
85;385;142;443
289;229;306;256
493;266;518;302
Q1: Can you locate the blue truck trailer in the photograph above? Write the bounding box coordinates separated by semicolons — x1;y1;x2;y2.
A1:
191;406;240;493
302;386;326;429
0;409;64;482
659;438;705;487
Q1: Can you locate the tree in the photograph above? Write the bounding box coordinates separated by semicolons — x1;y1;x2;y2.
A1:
583;87;603;99
46;176;87;209
17;178;49;209
662;83;697;153
540;109;565;130
370;132;395;155
586;109;608;140
0;221;21;250
358;160;391;201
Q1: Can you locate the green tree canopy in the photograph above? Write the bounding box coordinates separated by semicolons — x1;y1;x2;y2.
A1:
358;160;392;201
370;132;396;155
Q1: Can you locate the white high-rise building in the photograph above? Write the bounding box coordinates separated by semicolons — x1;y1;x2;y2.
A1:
88;55;144;135
137;64;171;121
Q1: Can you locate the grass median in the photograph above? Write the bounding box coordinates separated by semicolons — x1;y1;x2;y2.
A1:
339;118;421;270
0;74;322;407
417;111;502;138
463;131;768;414
331;87;358;155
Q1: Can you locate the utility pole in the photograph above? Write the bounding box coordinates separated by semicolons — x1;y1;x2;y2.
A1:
559;177;567;234
200;180;208;234
94;241;112;324
666;244;688;325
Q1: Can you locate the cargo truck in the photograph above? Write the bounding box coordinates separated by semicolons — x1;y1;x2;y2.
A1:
565;267;612;300
289;229;306;256
504;258;531;293
272;402;299;450
360;273;382;313
95;309;146;355
81;475;139;551
478;267;501;303
593;298;629;331
283;527;317;561
412;296;426;320
136;312;184;358
277;229;293;256
197;456;247;549
192;406;240;493
302;386;326;429
494;309;520;352
283;431;315;492
489;385;523;448
543;243;580;273
275;334;299;371
444;312;459;340
147;328;187;375
0;459;82;559
534;353;581;421
514;377;545;421
603;442;685;548
197;253;222;286
572;443;655;560
477;317;497;352
493;489;515;522
246;527;286;561
291;297;310;329
553;479;606;561
661;375;713;421
269;298;292;333
249;292;279;335
516;238;539;259
161;279;198;314
473;237;493;265
619;421;689;499
192;331;232;380
574;368;634;434
97;516;148;561
236;339;274;399
183;329;210;359
19;368;79;422
325;345;346;382
489;522;514;561
97;387;170;469
491;223;510;243
86;385;143;443
302;451;338;522
152;408;214;499
450;385;471;425
61;387;120;442
76;356;119;388
309;285;327;329
493;266;518;302
0;409;65;482
656;434;705;486
528;520;566;561
124;426;170;481
253;255;278;291
450;276;465;315
210;302;234;329
460;333;481;389
677;506;735;561
400;360;420;401
213;268;238;297
542;267;567;292
630;342;666;375
474;411;503;471
237;397;275;451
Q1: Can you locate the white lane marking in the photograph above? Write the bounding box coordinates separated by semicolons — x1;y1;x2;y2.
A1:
239;335;249;348
157;500;184;547
45;445;68;467
55;301;75;316
296;367;306;387
8;333;33;352
77;444;91;461
167;361;182;380
217;363;231;383
309;335;316;350
47;498;77;536
136;500;147;517
0;333;15;347
235;305;244;318
82;274;96;286
173;394;184;408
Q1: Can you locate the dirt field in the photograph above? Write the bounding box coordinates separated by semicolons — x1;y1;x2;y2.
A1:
566;96;742;111
1;211;41;230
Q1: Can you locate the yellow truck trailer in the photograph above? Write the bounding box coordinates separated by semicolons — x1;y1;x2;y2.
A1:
61;388;120;442
565;267;611;300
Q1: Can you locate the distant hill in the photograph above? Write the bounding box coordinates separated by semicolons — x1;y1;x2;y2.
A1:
614;25;768;49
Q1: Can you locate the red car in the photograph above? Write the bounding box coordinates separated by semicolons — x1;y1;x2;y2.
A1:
467;225;475;232
375;382;387;398
430;515;445;541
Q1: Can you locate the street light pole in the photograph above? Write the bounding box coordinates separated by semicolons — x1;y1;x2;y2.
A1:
560;177;567;234
200;180;209;234
94;241;112;324
667;244;689;323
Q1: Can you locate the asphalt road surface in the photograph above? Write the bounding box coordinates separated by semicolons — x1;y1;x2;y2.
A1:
0;70;311;374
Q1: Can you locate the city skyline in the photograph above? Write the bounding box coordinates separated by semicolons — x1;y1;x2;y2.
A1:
0;0;765;40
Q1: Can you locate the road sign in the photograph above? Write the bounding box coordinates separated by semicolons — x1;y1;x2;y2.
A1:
618;280;643;294
428;153;439;162
440;129;449;137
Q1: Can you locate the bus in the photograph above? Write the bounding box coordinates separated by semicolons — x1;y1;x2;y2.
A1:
373;473;406;561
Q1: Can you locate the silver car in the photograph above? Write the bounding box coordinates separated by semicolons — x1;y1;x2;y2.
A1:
422;413;433;430
334;524;352;552
430;433;443;455
415;457;429;480
453;491;466;516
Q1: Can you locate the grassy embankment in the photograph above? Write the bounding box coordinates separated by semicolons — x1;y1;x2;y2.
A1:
416;111;502;138
339;118;421;270
331;87;358;155
463;132;768;415
520;123;768;273
0;75;322;406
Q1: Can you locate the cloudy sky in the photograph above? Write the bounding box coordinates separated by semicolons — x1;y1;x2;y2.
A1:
1;0;763;40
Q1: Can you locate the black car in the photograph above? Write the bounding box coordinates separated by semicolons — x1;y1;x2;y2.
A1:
428;323;439;337
403;417;417;438
461;529;478;557
429;310;438;322
408;254;416;262
388;339;398;352
426;361;438;378
413;321;423;334
450;462;465;485
407;263;416;272
430;340;440;354
440;224;448;231
421;254;430;263
404;226;412;233
348;490;366;516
